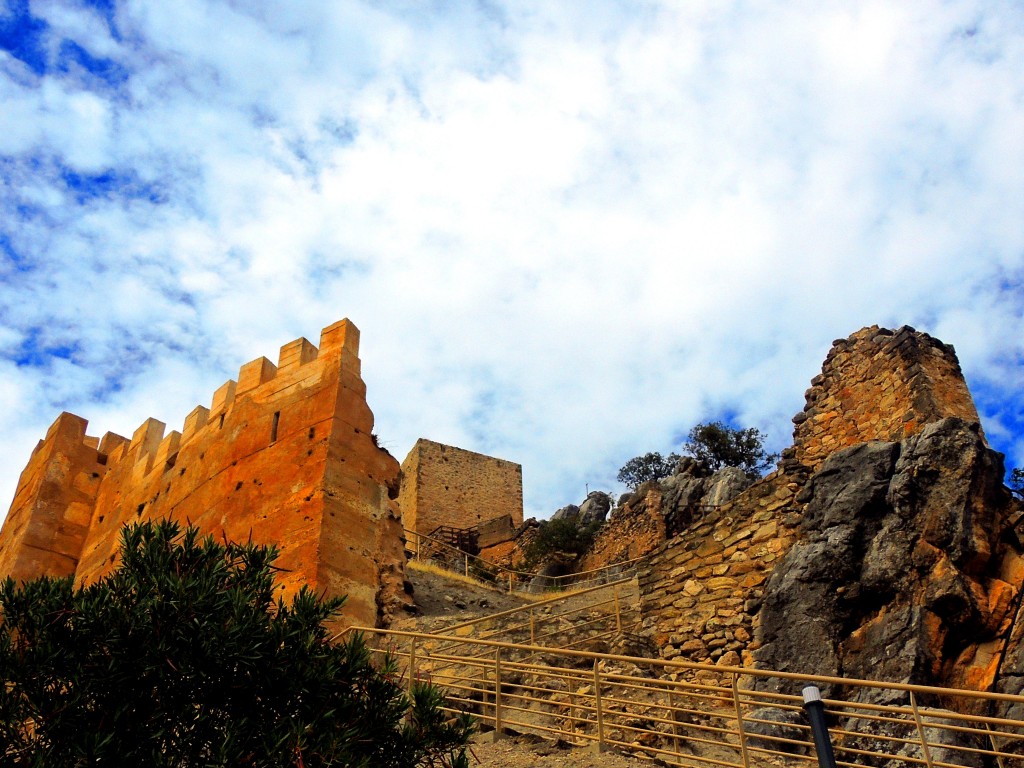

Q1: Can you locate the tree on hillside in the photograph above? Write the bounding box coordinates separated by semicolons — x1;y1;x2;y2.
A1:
0;519;471;767
616;451;680;490
616;422;777;491
682;421;777;476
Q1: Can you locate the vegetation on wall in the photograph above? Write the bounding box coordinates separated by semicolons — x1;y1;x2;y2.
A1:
522;516;603;569
0;519;471;768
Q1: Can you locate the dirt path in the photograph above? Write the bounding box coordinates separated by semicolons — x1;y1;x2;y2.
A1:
467;733;654;768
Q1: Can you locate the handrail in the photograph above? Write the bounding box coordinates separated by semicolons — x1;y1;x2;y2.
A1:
405;527;645;589
347;626;1024;768
346;627;1024;702
439;576;636;633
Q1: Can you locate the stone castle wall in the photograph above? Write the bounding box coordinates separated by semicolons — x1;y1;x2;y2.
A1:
789;325;980;471
399;438;523;546
0;320;409;628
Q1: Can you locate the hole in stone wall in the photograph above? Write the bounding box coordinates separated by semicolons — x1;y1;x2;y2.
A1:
136;503;145;516
219;413;225;429
308;427;315;440
271;411;280;443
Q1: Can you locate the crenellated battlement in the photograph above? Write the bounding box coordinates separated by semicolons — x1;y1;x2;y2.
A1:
0;318;408;628
42;319;365;484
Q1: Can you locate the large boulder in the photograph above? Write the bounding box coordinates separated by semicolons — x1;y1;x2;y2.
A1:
578;492;612;525
703;466;753;507
754;419;1020;699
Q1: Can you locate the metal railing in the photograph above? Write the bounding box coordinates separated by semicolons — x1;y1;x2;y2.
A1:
350;627;1024;768
430;577;641;662
405;527;645;593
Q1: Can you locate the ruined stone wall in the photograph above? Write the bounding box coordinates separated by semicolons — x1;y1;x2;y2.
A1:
399;439;523;545
638;472;803;668
0;320;409;628
789;325;980;471
578;489;666;573
637;325;997;691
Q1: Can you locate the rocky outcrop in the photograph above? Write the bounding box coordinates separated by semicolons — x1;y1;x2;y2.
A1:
754;418;1022;701
637;325;1024;714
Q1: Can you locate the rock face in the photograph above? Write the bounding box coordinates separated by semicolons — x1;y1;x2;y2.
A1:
756;419;1021;698
0;320;411;628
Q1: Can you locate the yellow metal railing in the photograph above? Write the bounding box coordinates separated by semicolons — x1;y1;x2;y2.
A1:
350;627;1024;768
405;527;644;593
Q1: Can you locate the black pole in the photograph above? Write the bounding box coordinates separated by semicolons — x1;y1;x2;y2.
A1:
802;685;838;768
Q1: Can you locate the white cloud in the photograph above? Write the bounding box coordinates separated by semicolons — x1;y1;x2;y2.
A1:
2;0;1024;521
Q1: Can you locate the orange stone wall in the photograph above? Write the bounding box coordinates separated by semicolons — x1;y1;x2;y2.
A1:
0;320;409;628
0;413;107;584
399;439;523;547
791;325;980;470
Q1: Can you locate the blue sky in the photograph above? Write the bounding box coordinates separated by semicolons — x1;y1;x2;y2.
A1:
1;1;1023;519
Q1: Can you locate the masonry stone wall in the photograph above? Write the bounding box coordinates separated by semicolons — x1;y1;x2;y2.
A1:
638;472;803;669
399;439;523;546
0;320;410;628
789;325;980;471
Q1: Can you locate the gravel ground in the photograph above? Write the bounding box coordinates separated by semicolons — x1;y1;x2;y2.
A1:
466;733;656;768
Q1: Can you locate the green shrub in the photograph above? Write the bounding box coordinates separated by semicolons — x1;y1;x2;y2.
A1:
0;519;471;767
522;516;603;570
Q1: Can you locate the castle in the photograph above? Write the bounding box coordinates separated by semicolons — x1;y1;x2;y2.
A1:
0;320;522;628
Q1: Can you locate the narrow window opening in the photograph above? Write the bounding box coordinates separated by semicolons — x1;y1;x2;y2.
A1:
271;411;280;443
308;426;315;440
219;413;225;429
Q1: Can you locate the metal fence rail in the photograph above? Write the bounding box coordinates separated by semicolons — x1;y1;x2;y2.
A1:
349;627;1024;768
405;527;644;593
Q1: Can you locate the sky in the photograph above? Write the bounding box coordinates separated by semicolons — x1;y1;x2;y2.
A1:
1;1;1023;521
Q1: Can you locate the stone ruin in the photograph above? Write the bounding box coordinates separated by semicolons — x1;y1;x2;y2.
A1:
629;325;1024;720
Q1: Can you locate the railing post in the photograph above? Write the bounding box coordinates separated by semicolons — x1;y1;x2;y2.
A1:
985;722;1008;768
530;609;536;645
508;571;513;593
669;686;682;765
592;659;605;753
408;637;417;697
494;648;503;737
613;585;622;634
731;672;751;768
909;691;935;768
802;686;837;768
464;553;469;577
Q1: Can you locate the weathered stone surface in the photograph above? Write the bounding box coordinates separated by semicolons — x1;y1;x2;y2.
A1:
703;467;752;507
398;438;522;547
550;503;580;521
792;325;980;471
0;320;411;629
754;418;1020;699
578;491;612;525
